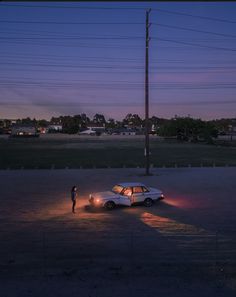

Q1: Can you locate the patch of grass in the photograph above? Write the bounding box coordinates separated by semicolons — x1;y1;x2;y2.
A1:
0;137;235;169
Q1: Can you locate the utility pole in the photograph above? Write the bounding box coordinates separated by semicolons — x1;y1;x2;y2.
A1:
145;9;151;175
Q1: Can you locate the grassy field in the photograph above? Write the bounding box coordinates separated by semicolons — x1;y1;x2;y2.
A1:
0;134;236;169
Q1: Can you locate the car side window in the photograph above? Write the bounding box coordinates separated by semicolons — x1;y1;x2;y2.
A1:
133;186;143;193
142;186;149;192
122;187;132;196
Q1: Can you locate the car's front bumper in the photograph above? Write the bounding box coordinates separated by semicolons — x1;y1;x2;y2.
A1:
89;196;103;207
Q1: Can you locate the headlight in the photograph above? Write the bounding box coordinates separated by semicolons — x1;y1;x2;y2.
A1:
95;198;100;203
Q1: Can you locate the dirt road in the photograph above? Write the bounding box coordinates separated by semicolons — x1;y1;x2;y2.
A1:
0;168;236;296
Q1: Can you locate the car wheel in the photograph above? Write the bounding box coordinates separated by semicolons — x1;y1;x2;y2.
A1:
104;201;116;210
144;198;153;207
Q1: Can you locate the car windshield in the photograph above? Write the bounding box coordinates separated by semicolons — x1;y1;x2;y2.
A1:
112;185;124;194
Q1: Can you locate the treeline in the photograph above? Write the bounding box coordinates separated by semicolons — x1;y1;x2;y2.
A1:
5;113;236;142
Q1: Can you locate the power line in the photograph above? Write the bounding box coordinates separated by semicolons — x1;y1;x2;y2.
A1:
1;40;144;50
153;37;236;52
153;22;236;39
0;3;236;24
4;61;236;70
0;20;143;25
0;24;235;43
0;53;146;62
0;68;146;74
1;52;236;64
152;8;236;24
2;78;236;86
3;36;236;52
0;57;145;65
0;31;144;39
0;4;145;10
1;2;236;26
0;62;146;69
0;36;143;40
2;40;236;53
1;80;236;89
1;32;235;43
7;56;234;67
3;67;236;74
1;4;235;24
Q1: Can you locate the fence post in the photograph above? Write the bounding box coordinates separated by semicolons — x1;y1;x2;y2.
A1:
130;226;134;277
42;229;47;279
215;230;218;275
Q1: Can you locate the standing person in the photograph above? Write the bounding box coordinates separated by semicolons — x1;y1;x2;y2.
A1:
71;186;78;213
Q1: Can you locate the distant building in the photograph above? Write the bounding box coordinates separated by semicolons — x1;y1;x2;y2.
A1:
87;123;105;133
0;119;17;134
111;128;137;136
11;124;38;137
82;123;106;135
47;124;63;132
79;128;96;135
228;124;236;135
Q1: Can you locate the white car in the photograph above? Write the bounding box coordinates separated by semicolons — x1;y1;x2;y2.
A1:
89;182;164;210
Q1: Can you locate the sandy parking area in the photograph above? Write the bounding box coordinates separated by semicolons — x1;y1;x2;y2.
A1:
0;168;236;296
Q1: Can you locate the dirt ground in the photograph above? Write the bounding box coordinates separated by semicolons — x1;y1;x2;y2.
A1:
0;167;236;297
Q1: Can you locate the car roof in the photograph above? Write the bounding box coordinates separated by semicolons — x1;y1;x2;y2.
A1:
117;182;146;188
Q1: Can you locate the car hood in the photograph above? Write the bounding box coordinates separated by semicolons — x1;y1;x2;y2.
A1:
91;191;118;200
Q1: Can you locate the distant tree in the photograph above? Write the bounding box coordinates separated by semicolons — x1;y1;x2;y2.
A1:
50;116;61;125
73;114;82;126
149;116;166;134
200;122;218;144
37;119;49;127
158;120;177;137
59;116;77;134
93;114;106;124
208;118;236;134
21;117;34;125
81;113;90;128
122;113;143;127
16;119;22;125
158;117;218;143
106;118;116;129
115;120;123;129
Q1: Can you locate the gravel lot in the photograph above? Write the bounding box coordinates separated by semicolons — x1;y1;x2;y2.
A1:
0;167;236;296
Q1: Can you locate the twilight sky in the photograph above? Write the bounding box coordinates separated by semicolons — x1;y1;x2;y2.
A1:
0;1;236;120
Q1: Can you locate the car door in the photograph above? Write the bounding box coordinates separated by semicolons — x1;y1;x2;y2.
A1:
132;186;145;203
142;186;151;199
119;187;132;206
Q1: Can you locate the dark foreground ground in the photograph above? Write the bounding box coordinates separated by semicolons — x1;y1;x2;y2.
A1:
0;168;236;296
